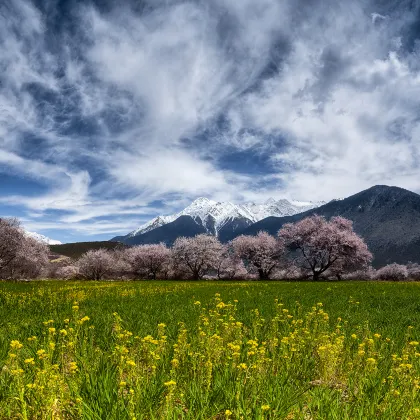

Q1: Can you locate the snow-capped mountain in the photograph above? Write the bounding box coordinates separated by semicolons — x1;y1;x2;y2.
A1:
125;197;324;239
25;231;62;245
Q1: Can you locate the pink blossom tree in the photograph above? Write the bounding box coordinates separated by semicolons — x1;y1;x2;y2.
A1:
375;263;408;281
126;243;172;279
172;234;223;280
278;215;373;281
215;244;249;280
77;249;114;280
231;231;285;280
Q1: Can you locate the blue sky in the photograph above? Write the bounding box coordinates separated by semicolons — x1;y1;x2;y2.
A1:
1;0;420;242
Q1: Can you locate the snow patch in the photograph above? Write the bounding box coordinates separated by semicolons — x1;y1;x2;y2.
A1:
128;197;326;238
25;231;62;245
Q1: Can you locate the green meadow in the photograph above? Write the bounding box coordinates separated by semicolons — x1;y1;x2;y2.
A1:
1;280;420;419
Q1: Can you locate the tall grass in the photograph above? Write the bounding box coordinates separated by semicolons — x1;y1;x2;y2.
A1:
0;280;420;419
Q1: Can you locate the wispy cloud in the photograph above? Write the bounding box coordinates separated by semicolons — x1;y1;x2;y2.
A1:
1;0;420;240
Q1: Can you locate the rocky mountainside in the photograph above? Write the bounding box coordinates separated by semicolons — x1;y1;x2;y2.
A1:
240;185;420;267
113;197;324;244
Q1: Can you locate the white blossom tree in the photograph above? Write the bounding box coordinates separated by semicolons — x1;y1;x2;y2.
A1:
0;218;49;279
77;249;114;280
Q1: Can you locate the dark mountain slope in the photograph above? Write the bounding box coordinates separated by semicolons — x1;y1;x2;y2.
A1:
123;215;207;246
218;216;254;242
50;241;125;259
236;185;420;267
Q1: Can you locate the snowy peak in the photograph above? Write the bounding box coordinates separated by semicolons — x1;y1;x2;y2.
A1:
124;196;325;239
25;231;62;245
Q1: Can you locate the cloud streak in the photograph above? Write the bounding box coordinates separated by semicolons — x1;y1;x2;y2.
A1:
1;0;420;240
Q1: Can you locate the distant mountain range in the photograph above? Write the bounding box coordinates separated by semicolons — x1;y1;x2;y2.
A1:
111;185;420;267
112;197;324;244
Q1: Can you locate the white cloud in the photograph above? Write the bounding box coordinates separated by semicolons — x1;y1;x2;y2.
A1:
2;0;420;239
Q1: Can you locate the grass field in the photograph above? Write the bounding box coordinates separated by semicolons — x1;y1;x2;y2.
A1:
1;280;420;419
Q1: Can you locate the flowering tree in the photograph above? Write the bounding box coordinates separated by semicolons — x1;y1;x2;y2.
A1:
126;243;172;279
407;263;420;281
0;219;49;279
231;231;284;280
172;234;223;280
215;244;249;280
0;218;26;274
375;263;408;281
56;265;80;280
9;237;49;279
343;267;376;280
278;216;373;281
77;249;115;280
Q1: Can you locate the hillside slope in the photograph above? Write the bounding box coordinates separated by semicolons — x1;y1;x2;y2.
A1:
123;215;207;246
239;185;420;267
50;241;125;259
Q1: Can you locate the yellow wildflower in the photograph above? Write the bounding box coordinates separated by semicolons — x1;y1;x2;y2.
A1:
10;340;23;350
164;380;176;386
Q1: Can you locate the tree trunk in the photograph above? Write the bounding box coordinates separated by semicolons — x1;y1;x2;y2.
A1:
258;269;269;280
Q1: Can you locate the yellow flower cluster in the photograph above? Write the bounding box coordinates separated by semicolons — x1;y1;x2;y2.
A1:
2;288;420;419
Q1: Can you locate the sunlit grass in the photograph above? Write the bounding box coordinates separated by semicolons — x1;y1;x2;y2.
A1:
1;280;420;418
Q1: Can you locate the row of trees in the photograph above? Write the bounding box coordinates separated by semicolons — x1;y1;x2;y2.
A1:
1;215;418;281
53;215;375;281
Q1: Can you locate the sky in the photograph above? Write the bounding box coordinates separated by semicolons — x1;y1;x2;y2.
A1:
1;0;420;242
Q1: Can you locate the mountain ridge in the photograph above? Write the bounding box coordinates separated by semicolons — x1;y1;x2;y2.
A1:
113;196;325;243
111;185;420;267
239;185;420;267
